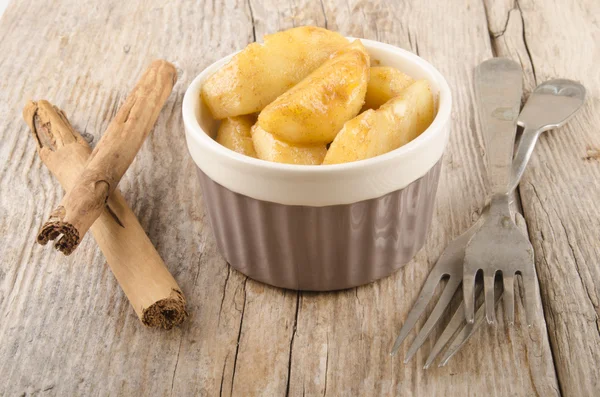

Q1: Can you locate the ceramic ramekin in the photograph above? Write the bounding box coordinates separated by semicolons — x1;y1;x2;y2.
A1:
183;38;452;291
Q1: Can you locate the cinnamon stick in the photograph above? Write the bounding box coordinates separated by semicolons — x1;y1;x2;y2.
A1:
24;100;187;329
37;59;177;255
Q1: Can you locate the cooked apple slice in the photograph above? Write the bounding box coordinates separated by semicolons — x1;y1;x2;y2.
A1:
362;66;414;110
323;80;434;164
201;26;348;119
216;115;257;157
251;124;326;165
258;40;370;145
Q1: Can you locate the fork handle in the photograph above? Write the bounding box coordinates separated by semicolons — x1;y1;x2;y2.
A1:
508;127;543;193
475;58;523;195
483;113;520;195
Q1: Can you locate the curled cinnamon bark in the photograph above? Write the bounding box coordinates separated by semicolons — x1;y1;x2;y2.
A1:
25;99;187;329
37;60;177;255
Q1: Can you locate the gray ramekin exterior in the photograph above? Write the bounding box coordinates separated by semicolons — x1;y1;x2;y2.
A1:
197;161;442;291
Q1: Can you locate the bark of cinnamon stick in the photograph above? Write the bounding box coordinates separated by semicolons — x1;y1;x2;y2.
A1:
25;100;187;329
37;59;177;255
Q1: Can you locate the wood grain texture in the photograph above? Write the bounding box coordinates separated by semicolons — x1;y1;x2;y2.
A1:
485;0;600;395
0;0;592;395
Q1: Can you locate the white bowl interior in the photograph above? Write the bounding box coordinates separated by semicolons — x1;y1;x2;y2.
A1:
183;38;452;206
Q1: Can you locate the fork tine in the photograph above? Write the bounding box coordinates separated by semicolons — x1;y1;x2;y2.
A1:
390;271;444;356
438;305;482;367
521;271;538;326
404;277;462;363
423;293;470;369
463;273;477;323
439;290;504;367
484;273;496;324
424;284;482;368
503;274;515;325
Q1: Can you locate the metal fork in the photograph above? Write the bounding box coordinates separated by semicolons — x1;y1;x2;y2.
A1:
391;70;586;360
465;78;586;325
463;72;589;324
422;79;584;367
390;58;522;358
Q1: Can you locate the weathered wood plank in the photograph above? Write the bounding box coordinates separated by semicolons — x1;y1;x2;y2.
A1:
0;0;575;395
0;1;252;395
485;0;600;395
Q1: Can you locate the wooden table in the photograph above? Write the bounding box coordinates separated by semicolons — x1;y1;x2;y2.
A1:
1;0;598;395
